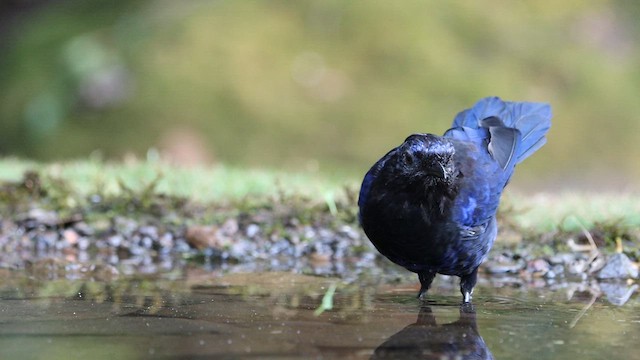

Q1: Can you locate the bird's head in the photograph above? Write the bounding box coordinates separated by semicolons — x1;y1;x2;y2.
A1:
391;134;456;189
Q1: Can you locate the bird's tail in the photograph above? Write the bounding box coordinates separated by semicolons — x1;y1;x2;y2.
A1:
445;96;552;170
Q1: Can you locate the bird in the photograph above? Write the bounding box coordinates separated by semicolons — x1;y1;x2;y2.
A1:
358;97;551;303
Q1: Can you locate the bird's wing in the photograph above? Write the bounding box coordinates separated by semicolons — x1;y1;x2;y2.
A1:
448;97;551;166
503;102;552;163
444;97;552;228
451;96;506;128
448;139;506;227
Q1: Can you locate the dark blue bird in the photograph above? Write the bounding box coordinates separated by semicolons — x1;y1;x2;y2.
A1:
358;97;551;303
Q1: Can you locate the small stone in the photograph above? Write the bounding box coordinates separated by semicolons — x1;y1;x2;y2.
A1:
245;224;260;238
108;235;123;248
158;233;174;249
220;219;239;236
338;225;360;240
114;217;138;236
185;225;219;250
138;226;158;239
78;237;90;251
269;239;293;256
62;229;79;246
35;232;57;249
230;240;254;259
484;261;524;274
597;253;639;279
551;264;564;275
527;258;550;275
141;236;153;249
27;209;59;227
174;238;192;252
73;222;94;236
568;259;588;274
548;253;576;266
302;226;316;240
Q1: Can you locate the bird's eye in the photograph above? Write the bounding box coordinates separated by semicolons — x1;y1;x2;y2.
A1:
402;153;414;165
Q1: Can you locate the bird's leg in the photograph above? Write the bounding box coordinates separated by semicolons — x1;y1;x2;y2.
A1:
460;267;478;303
417;270;437;300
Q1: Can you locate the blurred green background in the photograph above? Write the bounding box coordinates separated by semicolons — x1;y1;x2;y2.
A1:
1;0;639;190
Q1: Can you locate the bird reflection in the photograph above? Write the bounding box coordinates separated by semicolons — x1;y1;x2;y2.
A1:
372;304;493;360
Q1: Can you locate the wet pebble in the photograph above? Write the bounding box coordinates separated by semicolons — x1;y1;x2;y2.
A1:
143;236;154;249
35;232;57;250
220;219;239;236
138;225;158;239
108;235;123;248
114;217;138;236
62;229;79;246
185;225;218;250
158;233;174;251
485;260;525;274
74;222;94;236
174;238;192;253
245;224;260;238
24;209;59;227
568;259;589;275
77;237;90;251
544;264;565;279
338;225;360;240
4;200;638;283
527;258;551;275
597;253;639;279
549;264;564;277
269;239;293;256
548;253;577;265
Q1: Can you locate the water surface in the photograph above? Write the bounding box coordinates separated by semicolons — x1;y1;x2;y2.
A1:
0;269;638;359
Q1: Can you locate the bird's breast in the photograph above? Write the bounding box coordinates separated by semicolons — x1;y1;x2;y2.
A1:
360;190;492;275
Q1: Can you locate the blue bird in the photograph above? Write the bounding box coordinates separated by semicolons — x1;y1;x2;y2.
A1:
358;97;552;303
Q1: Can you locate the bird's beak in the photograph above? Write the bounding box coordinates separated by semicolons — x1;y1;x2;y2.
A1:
425;163;448;180
440;163;450;181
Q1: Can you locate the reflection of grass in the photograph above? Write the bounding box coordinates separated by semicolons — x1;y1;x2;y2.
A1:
190;272;375;320
314;282;337;316
0;270;190;314
0;270;376;321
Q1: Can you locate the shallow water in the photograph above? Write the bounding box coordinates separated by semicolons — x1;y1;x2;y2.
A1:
0;269;638;360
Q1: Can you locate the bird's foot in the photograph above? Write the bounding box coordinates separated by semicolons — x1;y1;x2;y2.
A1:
417;270;436;301
417;287;428;301
460;267;478;304
462;290;473;303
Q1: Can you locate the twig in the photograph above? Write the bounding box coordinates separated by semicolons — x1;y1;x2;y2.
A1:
569;290;598;329
567;216;601;273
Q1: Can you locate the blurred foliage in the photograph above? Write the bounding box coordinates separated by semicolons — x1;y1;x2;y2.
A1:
2;0;640;187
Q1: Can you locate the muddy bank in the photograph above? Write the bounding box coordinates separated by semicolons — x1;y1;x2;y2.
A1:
0;171;638;285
